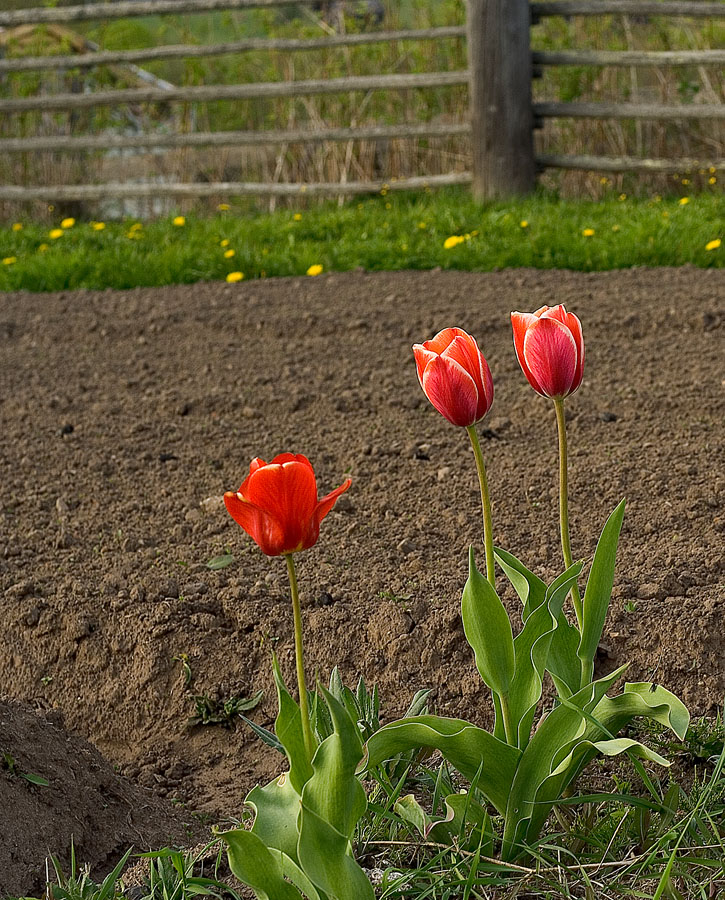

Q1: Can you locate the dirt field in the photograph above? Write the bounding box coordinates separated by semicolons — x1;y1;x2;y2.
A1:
1;267;723;895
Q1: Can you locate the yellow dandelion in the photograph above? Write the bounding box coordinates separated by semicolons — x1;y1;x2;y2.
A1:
224;249;235;259
91;221;106;231
49;228;63;239
293;213;302;221
129;222;143;232
38;243;48;252
582;228;595;237
306;264;323;276
709;176;717;185
3;256;17;265
709;166;716;174
217;203;230;211
612;224;621;233
126;230;142;240
618;193;627;201
226;271;244;283
705;238;721;251
61;217;75;229
385;202;391;210
11;223;23;232
173;216;186;226
418;222;427;230
220;239;230;248
599;177;609;185
520;220;529;229
443;235;464;249
681;178;690;186
662;211;670;219
679;197;689;206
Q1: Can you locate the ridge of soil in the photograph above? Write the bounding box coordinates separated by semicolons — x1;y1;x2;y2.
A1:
0;700;207;897
0;267;723;889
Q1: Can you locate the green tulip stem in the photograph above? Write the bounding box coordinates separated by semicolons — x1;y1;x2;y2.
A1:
554;398;583;631
284;553;315;763
466;424;495;589
499;694;516;747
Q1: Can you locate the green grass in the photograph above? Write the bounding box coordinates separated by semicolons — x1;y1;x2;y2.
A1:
0;188;721;293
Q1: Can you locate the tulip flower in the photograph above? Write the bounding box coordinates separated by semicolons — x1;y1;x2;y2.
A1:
511;305;584;400
224;453;351;557
511;305;585;633
413;327;493;428
225;453;351;759
413;328;496;587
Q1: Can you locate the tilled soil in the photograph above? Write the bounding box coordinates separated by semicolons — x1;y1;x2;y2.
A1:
1;267;723;891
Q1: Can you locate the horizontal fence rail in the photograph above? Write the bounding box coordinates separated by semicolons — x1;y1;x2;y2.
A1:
534;49;725;66
0;71;469;114
0;27;467;73
538;154;725;172
535;102;725;119
0;173;472;201
0;0;318;27
0;123;472;154
531;1;725;16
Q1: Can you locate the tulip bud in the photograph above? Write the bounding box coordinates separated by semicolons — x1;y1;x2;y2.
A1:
413;327;494;427
224;453;351;556
511;305;584;399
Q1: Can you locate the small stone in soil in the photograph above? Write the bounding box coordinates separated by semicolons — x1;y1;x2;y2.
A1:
599;411;618;422
158;452;178;462
315;591;335;607
59;423;74;435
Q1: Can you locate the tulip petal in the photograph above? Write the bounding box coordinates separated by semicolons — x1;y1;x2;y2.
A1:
244;460;318;530
522;316;578;398
305;478;353;549
563;310;585;393
412;345;438;386
421;354;480;427
422;326;468;355
224;491;286;556
511;312;544;395
441;334;494;419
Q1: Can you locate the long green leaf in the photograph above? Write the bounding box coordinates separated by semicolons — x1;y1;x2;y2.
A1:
364;714;521;816
494;547;546;621
508;562;582;748
272;656;314;794
593;683;690;742
578;500;626;673
223;829;304;900
298;687;373;900
247;773;301;862
461;546;515;697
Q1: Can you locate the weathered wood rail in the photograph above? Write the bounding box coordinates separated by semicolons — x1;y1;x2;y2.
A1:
0;0;722;203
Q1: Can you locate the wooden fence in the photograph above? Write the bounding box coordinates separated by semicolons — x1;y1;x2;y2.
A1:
0;0;723;203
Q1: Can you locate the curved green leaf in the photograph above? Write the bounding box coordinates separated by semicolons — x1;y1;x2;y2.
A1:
298;687;372;899
364;715;521;815
462;546;515;697
508;562;582;748
578;500;626;672
502;664;629;859
272;656;314;794
494;547;546;621
594;683;690;742
247;773;301;862
222;828;304;900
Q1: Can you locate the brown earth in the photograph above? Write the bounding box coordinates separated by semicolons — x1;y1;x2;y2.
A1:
0;267;723;893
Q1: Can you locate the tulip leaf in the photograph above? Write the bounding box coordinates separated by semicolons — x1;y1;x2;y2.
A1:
298;687;372;899
247;773;301;863
593;683;690;742
222;828;305;900
206;553;235;570
461;546;515;698
271;656;314;794
578;500;626;676
508;562;582;748
502;664;628;859
496;548;582;698
494;547;547;621
364;715;521;816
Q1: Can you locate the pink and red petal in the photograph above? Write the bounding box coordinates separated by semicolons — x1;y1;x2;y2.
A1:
511;312;543;394
522;316;578;398
412;344;438;386
421;354;480;427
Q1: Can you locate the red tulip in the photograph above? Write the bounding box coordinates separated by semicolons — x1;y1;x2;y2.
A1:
413;327;494;427
511;305;584;399
224;453;351;556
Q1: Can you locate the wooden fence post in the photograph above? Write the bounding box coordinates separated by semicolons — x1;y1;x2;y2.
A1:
467;0;536;199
